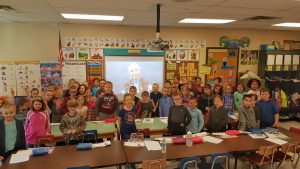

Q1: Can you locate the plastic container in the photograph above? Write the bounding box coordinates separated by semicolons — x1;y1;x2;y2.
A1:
186;131;193;147
161;139;167;154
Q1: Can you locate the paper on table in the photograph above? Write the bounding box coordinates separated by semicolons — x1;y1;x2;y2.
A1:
212;132;227;136
144;140;162;151
124;142;145;147
10;153;30;164
143;118;154;123
183;132;208;138
248;134;267;139
159;117;168;124
265;138;287;145
227;114;237;120
203;136;223;144
92;141;111;148
154;137;174;144
265;132;290;139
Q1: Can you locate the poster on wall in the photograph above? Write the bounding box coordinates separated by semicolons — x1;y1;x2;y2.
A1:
76;48;90;60
188;49;200;61
86;61;103;82
240;50;259;65
62;47;76;60
176;49;188;61
62;61;87;90
165;50;177;61
90;48;104;60
40;62;62;91
206;48;239;87
15;62;41;96
0;62;16;96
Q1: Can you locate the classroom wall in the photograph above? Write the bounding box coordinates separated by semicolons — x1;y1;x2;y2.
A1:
1;22;300;78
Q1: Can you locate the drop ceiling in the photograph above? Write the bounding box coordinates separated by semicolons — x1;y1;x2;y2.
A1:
0;0;300;30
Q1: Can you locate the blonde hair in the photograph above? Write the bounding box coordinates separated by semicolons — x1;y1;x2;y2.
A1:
67;99;78;108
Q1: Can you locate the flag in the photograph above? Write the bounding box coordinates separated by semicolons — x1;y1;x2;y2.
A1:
58;30;63;67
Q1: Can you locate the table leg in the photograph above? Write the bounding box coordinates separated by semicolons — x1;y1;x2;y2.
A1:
234;152;238;169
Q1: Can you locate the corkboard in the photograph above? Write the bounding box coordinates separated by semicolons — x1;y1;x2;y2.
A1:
165;61;199;82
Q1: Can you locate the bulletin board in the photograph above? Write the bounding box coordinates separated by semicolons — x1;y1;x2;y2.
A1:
40;62;62;91
206;47;239;86
165;61;199;82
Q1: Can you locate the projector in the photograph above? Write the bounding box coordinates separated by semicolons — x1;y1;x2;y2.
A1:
147;39;170;52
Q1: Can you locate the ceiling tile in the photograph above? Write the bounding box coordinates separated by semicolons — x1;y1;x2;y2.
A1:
220;0;300;10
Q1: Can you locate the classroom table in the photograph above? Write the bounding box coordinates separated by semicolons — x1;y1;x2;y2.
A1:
51;121;116;141
1;141;127;169
124;127;300;169
135;117;168;135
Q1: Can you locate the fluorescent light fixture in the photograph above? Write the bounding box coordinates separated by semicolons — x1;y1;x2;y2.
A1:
272;22;300;28
179;18;235;24
61;13;124;21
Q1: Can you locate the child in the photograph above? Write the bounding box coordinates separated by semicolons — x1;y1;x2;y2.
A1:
96;81;119;120
247;79;261;100
159;87;173;117
76;95;88;119
129;86;140;106
198;84;215;114
0;103;26;161
150;83;162;117
60;86;78;114
44;90;61;123
96;79;107;97
223;84;234;113
63;78;77;98
186;97;204;133
212;77;222;89
136;91;155;118
238;94;260;131
207;95;228;133
53;85;63;109
15;97;30;122
60;99;86;143
234;84;246;111
85;88;97;121
181;86;192;107
119;94;137;140
164;80;172;96
250;94;261;124
213;84;223;96
256;88;279;128
24;87;40;106
92;78;101;96
193;76;203;97
78;85;87;96
167;93;192;135
170;83;179;96
25;97;50;147
187;81;195;97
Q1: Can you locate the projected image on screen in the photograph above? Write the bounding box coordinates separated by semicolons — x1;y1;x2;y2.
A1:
105;56;164;98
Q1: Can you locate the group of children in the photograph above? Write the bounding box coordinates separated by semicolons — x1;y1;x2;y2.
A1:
0;76;279;162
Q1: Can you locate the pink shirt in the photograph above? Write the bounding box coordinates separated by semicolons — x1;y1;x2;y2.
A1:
25;110;50;145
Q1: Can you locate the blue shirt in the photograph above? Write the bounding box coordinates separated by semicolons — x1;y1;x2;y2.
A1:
92;87;101;96
223;94;234;113
256;99;278;128
119;107;137;139
159;96;173;117
186;108;204;133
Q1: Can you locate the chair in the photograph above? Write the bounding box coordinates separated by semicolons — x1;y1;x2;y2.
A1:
245;145;277;169
142;158;167;169
37;135;56;147
180;157;199;169
83;130;98;143
137;128;150;138
273;142;299;169
198;155;229;169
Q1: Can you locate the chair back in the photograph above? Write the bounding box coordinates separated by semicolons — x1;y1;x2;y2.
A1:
142;158;167;169
258;145;277;166
211;156;229;169
37;135;56;147
180;157;199;169
83;130;98;143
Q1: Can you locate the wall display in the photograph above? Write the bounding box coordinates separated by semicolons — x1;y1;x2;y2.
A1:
62;47;76;60
188;49;200;61
206;48;239;86
15;62;41;96
62;61;87;90
219;36;250;48
0;62;16;96
76;48;90;60
90;48;104;60
240;50;259;65
165;61;199;82
176;49;188;61
40;62;62;91
165;62;177;82
86;61;103;82
165;50;177;61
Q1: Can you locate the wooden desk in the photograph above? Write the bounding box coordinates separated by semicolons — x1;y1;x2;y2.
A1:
1;141;127;169
51;121;116;141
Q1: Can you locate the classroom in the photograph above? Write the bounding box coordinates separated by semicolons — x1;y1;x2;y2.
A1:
0;0;300;169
